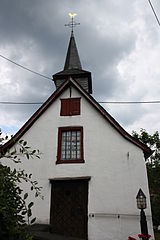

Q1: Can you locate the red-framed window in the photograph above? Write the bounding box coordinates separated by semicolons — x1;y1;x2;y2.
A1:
60;98;81;116
56;127;84;164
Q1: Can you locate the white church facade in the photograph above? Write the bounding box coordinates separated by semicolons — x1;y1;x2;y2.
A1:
1;29;154;240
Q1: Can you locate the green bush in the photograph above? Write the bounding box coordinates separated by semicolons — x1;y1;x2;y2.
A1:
0;130;42;240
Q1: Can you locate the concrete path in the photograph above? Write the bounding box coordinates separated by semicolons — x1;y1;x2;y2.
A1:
30;224;83;240
33;231;83;240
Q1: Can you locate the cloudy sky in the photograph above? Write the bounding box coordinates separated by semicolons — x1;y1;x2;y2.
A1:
0;0;160;136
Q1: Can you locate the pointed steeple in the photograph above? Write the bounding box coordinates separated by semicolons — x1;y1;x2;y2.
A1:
53;15;92;94
64;32;82;70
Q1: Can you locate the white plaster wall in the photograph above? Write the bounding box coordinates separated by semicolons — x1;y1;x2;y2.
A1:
3;86;154;240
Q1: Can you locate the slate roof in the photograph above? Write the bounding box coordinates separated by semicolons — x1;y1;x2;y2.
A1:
64;31;82;70
54;68;91;76
0;77;152;159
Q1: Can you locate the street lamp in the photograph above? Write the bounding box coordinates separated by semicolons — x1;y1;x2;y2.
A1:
136;189;148;239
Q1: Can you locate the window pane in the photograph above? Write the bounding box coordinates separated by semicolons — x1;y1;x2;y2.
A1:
77;131;80;136
77;150;81;159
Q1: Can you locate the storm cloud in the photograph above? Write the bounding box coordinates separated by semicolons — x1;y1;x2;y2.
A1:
0;0;160;135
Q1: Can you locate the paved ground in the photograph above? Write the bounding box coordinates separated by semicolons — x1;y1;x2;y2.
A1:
30;224;83;240
33;232;83;240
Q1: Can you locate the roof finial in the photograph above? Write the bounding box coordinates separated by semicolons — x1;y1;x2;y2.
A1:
65;13;80;34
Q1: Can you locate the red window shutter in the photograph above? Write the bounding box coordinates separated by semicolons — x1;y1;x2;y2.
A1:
70;98;80;115
60;99;70;116
60;98;80;116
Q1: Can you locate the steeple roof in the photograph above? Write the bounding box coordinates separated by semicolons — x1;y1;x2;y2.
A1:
64;32;82;70
53;30;93;94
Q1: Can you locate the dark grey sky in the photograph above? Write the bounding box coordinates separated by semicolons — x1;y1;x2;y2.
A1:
0;0;160;135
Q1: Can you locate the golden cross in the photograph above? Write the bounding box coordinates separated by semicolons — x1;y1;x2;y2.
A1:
65;13;80;33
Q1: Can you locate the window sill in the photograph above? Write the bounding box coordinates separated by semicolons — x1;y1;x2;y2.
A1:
56;159;85;164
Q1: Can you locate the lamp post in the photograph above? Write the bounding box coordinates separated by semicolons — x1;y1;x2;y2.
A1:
136;189;148;240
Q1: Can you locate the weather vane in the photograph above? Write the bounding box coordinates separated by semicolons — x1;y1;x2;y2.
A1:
65;13;80;33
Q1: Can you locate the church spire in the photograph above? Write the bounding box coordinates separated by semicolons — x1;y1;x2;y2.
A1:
53;14;93;94
64;13;81;70
64;31;82;70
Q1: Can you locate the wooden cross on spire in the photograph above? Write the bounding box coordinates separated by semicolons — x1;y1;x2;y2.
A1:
65;13;80;33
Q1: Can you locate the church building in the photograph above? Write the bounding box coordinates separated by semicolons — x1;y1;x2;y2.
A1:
1;21;154;240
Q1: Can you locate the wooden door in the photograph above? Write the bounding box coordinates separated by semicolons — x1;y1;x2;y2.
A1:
50;179;88;239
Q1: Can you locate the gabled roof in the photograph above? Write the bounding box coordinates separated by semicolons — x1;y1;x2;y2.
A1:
0;77;152;159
